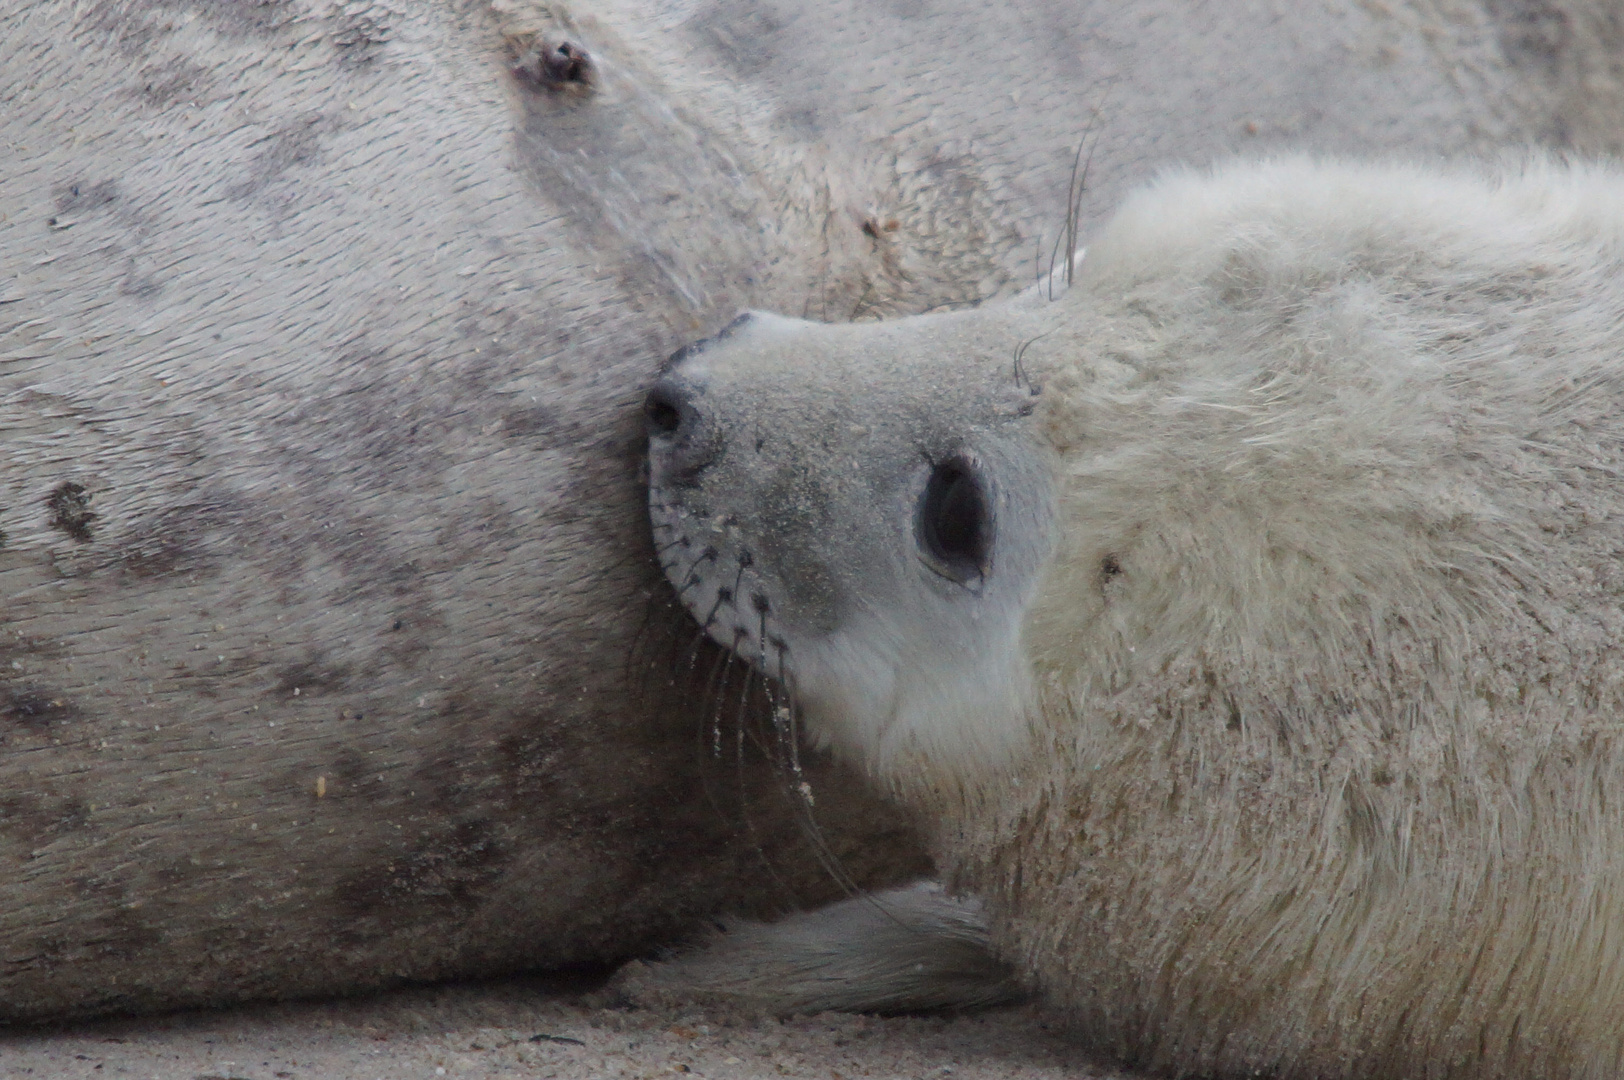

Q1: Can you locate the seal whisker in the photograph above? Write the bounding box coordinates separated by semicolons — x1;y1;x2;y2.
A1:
653;534;689;558
701;640;733;760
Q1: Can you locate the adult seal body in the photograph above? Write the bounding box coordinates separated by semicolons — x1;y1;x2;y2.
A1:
647;158;1624;1079
9;0;1624;1024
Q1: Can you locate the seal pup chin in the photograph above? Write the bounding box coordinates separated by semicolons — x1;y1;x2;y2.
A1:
646;157;1624;1079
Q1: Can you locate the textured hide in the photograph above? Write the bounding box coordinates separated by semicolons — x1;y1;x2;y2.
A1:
0;0;1617;1019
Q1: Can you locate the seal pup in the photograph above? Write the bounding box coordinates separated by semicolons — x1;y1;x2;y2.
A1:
646;157;1624;1079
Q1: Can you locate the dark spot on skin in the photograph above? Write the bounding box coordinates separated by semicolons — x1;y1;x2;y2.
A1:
690;5;783;79
225;113;329;204
132;58;211;107
1101;554;1122;578
52;179;119;214
383;561;424;596
511;36;596;90
3;687;79;731
193;0;297;39
392;620;403;631
326;747;371;793
273;655;353;696
114;497;248;581
153;856;208;887
46;482;96;542
501;403;562;438
332;9;389;61
334;819;507;916
0;792;90;839
120;259;164;299
1484;0;1570;75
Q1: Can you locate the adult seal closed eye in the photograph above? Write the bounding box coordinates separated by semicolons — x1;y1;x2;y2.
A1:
648;157;1624;1080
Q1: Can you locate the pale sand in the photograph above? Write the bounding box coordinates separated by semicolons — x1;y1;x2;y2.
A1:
0;976;1125;1080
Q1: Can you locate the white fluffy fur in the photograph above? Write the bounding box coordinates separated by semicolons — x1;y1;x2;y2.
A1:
984;158;1624;1078
650;158;1624;1079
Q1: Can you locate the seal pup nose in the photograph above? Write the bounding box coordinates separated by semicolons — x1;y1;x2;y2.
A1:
643;380;686;438
644;376;721;483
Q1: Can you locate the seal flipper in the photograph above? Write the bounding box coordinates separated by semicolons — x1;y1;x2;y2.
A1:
620;882;1025;1015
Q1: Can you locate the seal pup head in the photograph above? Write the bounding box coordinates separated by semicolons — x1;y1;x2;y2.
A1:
645;308;1059;779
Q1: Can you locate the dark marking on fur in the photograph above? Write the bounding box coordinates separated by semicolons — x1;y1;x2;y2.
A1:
53;180;119;215
2;687;80;731
1484;0;1571;75
120;256;165;299
335;819;507;916
273;655;354;696
501;403;562;439
46;483;96;542
132;58;212;107
325;747;372;795
82;0;294;62
115;497;256;582
119;530;203;580
0;792;90;839
332;8;390;63
499;402;603;454
186;0;296;39
689;3;784;79
13;875;163;969
226;113;332;204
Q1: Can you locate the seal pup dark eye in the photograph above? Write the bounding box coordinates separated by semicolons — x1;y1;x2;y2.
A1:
916;457;992;586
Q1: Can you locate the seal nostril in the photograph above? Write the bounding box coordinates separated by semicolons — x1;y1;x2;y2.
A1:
644;384;683;437
646;378;722;486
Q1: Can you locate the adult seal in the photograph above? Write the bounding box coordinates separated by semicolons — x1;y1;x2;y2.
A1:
6;0;1624;1023
647;158;1624;1079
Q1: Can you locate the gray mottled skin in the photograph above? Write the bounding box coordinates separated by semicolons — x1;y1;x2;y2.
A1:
0;0;1618;1021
